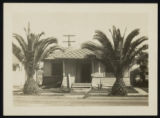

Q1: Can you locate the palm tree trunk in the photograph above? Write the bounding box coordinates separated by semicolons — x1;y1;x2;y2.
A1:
111;76;127;96
23;73;40;95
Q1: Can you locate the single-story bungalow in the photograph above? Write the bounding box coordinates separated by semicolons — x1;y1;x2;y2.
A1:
43;47;131;88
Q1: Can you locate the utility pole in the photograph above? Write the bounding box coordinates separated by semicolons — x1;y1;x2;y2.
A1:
63;35;76;47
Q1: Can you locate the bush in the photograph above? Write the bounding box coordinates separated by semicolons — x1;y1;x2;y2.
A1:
134;79;148;87
130;68;148;87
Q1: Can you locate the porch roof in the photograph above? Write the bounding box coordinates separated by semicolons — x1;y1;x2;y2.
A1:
45;47;96;60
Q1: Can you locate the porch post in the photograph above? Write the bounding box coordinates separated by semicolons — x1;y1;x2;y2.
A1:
98;61;101;73
98;61;102;89
91;60;94;74
62;60;65;77
61;60;67;88
91;60;95;88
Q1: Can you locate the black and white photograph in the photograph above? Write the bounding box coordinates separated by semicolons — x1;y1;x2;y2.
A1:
3;3;157;116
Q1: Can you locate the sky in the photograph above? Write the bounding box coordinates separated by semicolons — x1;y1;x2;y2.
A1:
12;11;148;49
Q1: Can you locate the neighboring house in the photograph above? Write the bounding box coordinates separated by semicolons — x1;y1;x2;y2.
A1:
43;47;131;88
12;54;25;86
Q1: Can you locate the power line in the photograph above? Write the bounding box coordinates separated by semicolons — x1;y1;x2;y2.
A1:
63;34;76;47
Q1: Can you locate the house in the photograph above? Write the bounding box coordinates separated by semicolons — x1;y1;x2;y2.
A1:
42;47;131;88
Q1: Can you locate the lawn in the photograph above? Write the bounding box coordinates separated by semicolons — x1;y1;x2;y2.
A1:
89;86;138;94
13;86;139;96
41;87;70;93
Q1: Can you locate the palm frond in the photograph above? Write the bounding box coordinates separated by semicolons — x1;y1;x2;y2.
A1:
123;44;148;68
24;22;31;37
130;36;148;49
130;44;148;62
123;29;140;56
94;30;114;52
25;23;33;51
122;27;127;39
109;26;124;51
27;33;37;51
13;33;27;55
82;41;106;59
82;41;102;51
40;45;63;61
33;37;58;66
82;41;116;73
109;26;120;50
12;43;24;63
32;32;45;50
38;37;58;49
123;36;148;59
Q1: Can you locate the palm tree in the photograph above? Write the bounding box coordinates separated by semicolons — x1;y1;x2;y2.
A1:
12;23;62;94
82;26;148;96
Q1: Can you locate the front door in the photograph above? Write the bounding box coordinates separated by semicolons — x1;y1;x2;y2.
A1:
81;62;91;83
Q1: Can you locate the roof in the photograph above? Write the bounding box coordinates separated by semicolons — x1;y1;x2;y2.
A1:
45;47;95;60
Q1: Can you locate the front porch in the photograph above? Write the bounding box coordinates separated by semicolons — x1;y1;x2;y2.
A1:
43;60;131;90
43;59;94;88
42;48;131;89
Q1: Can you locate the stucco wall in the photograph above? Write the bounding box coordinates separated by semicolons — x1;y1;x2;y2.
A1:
91;60;130;87
93;60;129;77
91;77;130;88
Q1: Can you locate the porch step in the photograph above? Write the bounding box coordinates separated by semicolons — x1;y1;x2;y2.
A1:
71;83;92;88
71;88;91;93
71;83;92;93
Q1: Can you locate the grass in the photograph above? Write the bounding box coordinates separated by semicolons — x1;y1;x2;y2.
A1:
13;85;139;97
89;88;111;93
41;87;70;93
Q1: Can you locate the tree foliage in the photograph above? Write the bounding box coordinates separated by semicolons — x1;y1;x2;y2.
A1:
82;26;148;96
12;23;62;94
